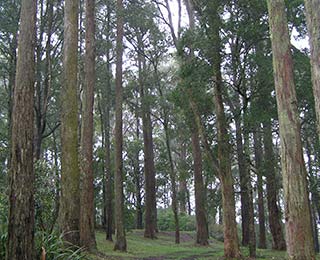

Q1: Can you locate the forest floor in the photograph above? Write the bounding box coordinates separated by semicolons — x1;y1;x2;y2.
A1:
87;230;319;260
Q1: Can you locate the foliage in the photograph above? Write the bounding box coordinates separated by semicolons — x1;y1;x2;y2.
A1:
157;208;195;232
35;231;87;260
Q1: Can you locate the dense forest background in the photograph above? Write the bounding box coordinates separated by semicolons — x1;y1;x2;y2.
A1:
0;0;319;259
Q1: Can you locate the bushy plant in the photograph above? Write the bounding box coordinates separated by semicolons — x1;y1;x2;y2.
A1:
157;208;196;232
35;231;88;260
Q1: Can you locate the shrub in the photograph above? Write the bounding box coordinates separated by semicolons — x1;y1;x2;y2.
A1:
35;231;88;260
157;208;196;232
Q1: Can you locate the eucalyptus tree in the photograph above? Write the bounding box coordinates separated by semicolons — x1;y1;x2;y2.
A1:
267;0;315;258
125;0;164;239
179;0;210;246
191;0;241;256
95;0;116;241
6;0;37;259
114;0;127;251
0;0;20;171
80;0;97;250
304;0;320;141
59;0;80;246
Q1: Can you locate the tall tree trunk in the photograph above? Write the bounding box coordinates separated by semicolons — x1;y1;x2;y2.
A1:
263;120;286;250
141;82;157;240
178;141;188;214
6;0;37;259
211;4;241;257
234;113;250;247
102;1;113;241
253;129;267;249
215;95;241;258
104;96;113;241
191;128;209;246
304;0;320;141
312;206;320;253
80;0;96;250
243;124;256;258
164;121;180;244
156;68;180;243
50;130;60;233
34;0;45;160
114;0;126;251
59;0;80;246
6;40;17;172
7;26;18;171
306;139;320;253
134;115;143;230
137;38;157;240
267;1;315;258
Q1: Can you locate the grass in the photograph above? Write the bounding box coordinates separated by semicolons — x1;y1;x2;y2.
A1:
88;230;319;260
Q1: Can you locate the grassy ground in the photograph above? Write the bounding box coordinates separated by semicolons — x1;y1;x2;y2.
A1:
87;230;319;260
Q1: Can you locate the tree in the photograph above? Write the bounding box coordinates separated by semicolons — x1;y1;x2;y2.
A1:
140;51;157;240
80;0;97;250
114;0;127;251
191;127;209;246
208;2;241;257
6;0;37;259
267;0;315;259
34;0;54;161
253;129;267;249
59;0;80;246
304;0;320;141
263;120;286;250
124;1;158;238
214;69;241;258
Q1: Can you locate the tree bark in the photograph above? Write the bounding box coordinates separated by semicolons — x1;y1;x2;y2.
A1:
164;121;180;244
267;1;315;258
211;4;241;257
234;112;250;247
191;128;209;246
101;1;113;241
6;27;18;172
6;0;37;259
80;0;96;250
59;0;80;246
114;0;126;251
104;89;113;241
178;141;188;214
253;130;267;249
243;126;256;258
134;115;143;230
304;0;320;142
263;120;286;250
306;139;320;253
137;37;157;240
